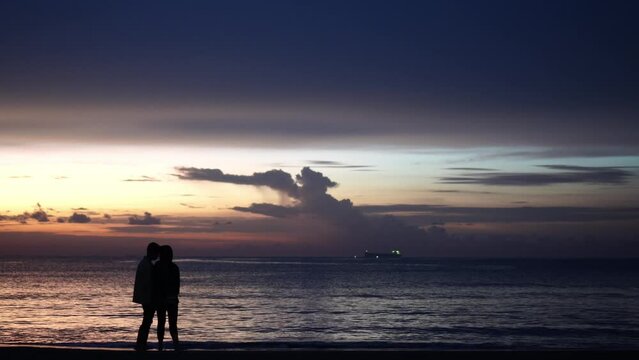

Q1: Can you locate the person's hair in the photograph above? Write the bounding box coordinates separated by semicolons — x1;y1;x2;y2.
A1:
160;245;173;262
147;242;160;257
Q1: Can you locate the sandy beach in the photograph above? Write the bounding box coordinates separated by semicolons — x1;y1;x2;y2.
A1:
2;345;638;360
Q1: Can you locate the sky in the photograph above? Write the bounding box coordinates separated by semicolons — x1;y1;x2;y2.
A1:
1;0;638;257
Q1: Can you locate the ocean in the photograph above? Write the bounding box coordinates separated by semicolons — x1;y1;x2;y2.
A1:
0;257;638;350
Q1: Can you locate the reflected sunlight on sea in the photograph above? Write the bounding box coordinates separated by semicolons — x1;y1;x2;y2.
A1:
1;257;638;349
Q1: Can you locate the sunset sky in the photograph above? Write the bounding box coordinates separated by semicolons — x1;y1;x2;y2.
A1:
1;0;638;256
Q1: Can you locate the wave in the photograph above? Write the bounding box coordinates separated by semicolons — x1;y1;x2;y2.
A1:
4;340;636;351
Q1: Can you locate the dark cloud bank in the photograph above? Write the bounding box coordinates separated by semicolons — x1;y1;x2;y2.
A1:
175;166;639;256
175;168;299;197
0;204;95;224
128;212;161;225
440;165;635;186
68;212;91;223
2;2;639;150
176;166;432;254
56;212;92;223
0;204;50;223
358;205;639;224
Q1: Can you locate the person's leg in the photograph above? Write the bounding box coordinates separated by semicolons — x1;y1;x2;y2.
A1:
168;303;179;350
156;306;166;351
136;304;155;351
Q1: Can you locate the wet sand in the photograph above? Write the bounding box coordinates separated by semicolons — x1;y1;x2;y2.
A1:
1;345;637;360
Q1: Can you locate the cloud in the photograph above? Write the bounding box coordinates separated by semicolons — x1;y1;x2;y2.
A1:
128;212;161;225
8;175;31;179
0;204;51;223
68;212;91;223
358;204;446;212
175;167;300;198
123;176;160;182
270;160;374;170
431;189;496;194
446;167;497;171
69;208;101;216
180;203;204;209
452;147;639;163
232;203;300;218
3;101;639;151
30;210;49;222
307;160;374;169
308;160;343;165
538;165;637;172
0;213;28;223
2;1;639;152
439;165;634;186
29;203;49;222
177;166;432;253
359;204;639;223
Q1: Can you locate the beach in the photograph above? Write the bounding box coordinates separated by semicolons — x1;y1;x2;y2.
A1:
2;345;639;360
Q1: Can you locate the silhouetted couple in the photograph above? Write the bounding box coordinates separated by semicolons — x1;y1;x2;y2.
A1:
133;242;181;351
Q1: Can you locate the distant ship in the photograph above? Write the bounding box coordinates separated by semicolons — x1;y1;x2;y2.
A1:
363;250;402;259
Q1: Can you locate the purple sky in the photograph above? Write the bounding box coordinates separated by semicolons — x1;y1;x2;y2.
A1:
1;1;638;256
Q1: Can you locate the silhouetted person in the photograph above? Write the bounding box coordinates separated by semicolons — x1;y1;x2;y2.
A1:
133;242;160;351
154;245;180;351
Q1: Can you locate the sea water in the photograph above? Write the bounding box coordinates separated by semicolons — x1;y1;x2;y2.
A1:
0;257;638;349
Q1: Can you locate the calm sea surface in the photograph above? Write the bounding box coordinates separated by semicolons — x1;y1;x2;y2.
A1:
0;257;638;349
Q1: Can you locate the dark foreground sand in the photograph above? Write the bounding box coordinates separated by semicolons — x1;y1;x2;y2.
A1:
1;346;638;360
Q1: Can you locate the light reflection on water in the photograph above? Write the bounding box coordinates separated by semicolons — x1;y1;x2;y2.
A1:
0;257;638;348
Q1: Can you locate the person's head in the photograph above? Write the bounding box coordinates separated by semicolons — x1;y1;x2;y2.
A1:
160;245;173;263
147;242;160;260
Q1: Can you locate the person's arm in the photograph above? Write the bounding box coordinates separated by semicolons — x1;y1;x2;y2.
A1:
133;259;151;304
